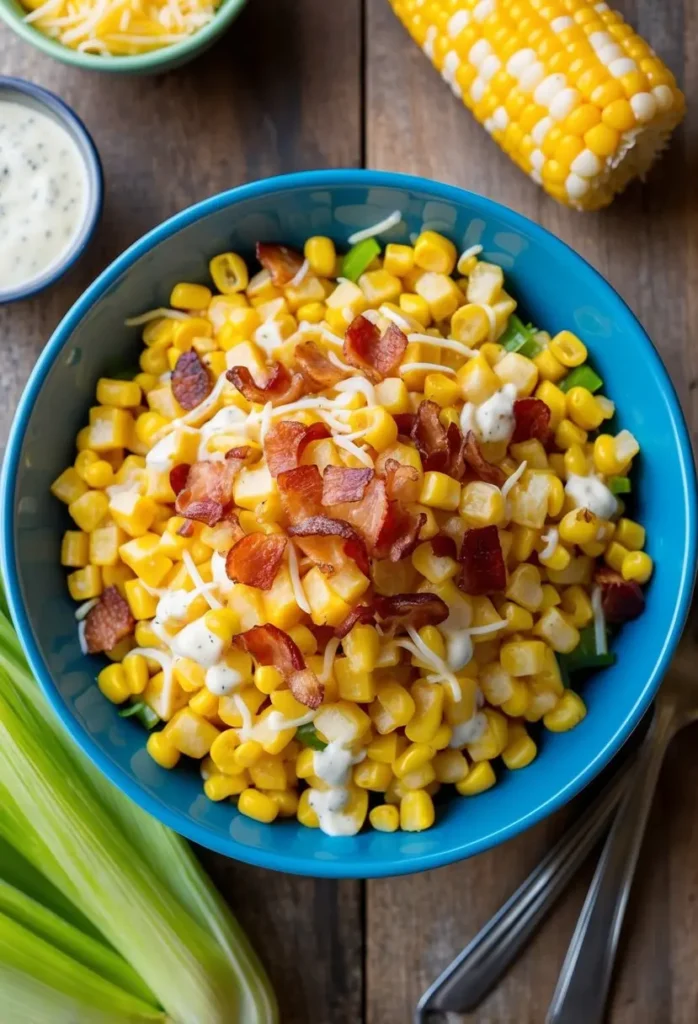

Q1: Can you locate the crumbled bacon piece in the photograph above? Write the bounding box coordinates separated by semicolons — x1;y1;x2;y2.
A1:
376;502;426;562
463;431;506;487
225;445;253;462
233;624;324;708
225;534;287;590
277;465;324;525
255;242;305;286
84;586;135;655
169;463;190;496
334;605;375;639
393;412;416;437
322;466;374;505
411;401;467;480
373;593;449;634
431;535;457;560
379;457;421;503
294;341;346;391
594;567;645;623
175;459;241;526
288;515;371;577
226;362;305;408
343;315;407;382
171;350;213;411
330;477;389;551
460;525;507;595
512;398;552;446
177;519;195;538
263;421;331;478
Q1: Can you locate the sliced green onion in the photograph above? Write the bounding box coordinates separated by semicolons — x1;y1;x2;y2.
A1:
558;626;616;674
341;237;380;282
559;364;603;394
296;723;327;751
608;475;631;495
500;314;541;356
118;702;160;730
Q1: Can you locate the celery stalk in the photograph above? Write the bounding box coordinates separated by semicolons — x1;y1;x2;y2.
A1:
0;911;165;1023
0;592;278;1024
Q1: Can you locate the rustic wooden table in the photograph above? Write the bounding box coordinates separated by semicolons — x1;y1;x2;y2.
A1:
2;1;697;1021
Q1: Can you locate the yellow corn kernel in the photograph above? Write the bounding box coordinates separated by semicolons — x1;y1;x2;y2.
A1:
494;351;538;397
142;317;175;348
172;656;205;693
325;278;367;318
415;272;462;321
411;541;458;586
622;551;653;584
448;304;488;347
540;584;562;610
549;331;587;367
505;564;543;612
67;566;102;601
369;681;415;735
558;507;599;547
400;762;436;791
119;534;172;588
97;664;129;704
295;300;325;323
373;377;411;415
499;601;534;634
500;640;547;677
410;625;446;669
566;387;605;431
139;347;168;376
604;540;629;573
430;722;452;750
68;490;108;534
354;760;393;792
367;734;405;767
217;309;262;349
164;707;220;759
96;378;141;409
302;566;352;628
502;724;538;770
383;243;414;277
314;701;371;744
295;747;315;781
508;470;552;530
466;708;509;762
120;656;147;697
501;678;531;718
479;342;505;367
343;624;380;673
555;418;588;450
510;439;548;471
74;449;99;481
424;372;461;408
248;754;288;792
459;480;505;528
509;525;538;564
170;282;211;310
539;541;571;573
88;524;125;567
75;426;92;452
399;790;435;832
202;607;238;646
253;665;284;695
348;406;397;452
560;585;593;628
266;789;298;818
237;788;279;824
533;347;567;384
358;268;402;306
456;761;496;796
544;690;587;732
234;740;264;770
61;530;89;568
83;460;115;489
121;578;157;621
563;443;589;478
405;680;444;744
533;607;580;654
187;688;218;718
296;789;319;828
227;583;265;631
304;236;336;278
369;804;400;832
456;354;500;404
52;467;89;505
204;774;249;801
414;231;457;275
399;292;431;327
431;749;467;784
393;742;433;780
466;260;503;304
146;731;180;769
209;252;248;294
88;406;133;452
615;518;645;551
419;471;460;511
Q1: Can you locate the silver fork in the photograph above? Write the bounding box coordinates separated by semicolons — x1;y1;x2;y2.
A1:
414;751;635;1022
547;662;698;1023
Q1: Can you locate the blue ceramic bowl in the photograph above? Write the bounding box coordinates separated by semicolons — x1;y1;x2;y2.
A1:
0;77;103;304
2;170;695;878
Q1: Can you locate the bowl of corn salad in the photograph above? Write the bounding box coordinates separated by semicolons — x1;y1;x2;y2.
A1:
2;170;695;877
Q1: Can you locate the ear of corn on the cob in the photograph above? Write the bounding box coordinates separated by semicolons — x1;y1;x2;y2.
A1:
389;0;684;210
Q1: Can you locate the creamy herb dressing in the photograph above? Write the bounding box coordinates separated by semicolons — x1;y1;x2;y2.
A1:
205;662;245;697
308;788;360;836
313;739;365;787
474;383;518;443
169;618;224;667
565;473;618;520
0;100;89;291
449;712;487;749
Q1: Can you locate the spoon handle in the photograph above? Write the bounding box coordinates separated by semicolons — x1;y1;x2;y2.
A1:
414;762;631;1022
546;704;676;1024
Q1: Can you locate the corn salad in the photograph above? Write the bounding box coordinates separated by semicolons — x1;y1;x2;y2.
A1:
53;223;651;836
390;0;684;210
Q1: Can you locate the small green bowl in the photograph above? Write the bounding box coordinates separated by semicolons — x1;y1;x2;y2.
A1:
0;0;246;73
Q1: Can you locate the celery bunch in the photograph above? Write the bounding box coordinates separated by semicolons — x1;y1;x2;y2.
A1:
0;598;277;1023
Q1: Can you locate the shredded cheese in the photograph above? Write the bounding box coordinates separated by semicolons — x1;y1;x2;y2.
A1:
347;210;402;245
591;586;608;655
77;620;88;654
74;598;98;621
539;527;559;561
406;332;476;359
467;619;508;637
289;259;310;288
327;351;359;375
397;629;462;701
124;308;189;326
334;376;377;406
501;459;527;499
320;637;341;683
287;542;311;615
333;434;375;468
400;362;456;376
182;550;222;609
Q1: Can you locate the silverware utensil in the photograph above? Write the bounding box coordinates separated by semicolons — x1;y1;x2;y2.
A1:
547;664;697;1024
415;757;633;1023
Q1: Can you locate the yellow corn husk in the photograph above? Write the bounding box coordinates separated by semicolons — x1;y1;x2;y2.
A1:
390;0;684;210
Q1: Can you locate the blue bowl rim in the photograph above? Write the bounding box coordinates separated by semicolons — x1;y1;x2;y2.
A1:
0;76;104;305
2;169;695;877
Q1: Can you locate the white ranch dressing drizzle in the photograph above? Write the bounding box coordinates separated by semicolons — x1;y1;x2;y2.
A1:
0;100;89;292
449;712;488;748
313;739;365;787
474;383;518;443
205;662;245;697
565;474;618;520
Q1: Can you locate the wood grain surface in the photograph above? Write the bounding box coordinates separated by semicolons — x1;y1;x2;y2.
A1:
1;0;697;1021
